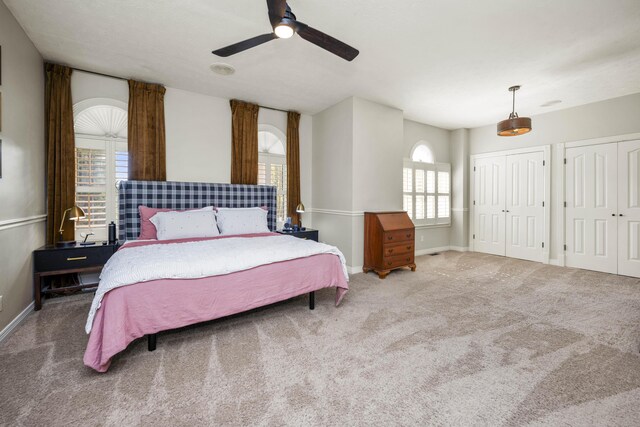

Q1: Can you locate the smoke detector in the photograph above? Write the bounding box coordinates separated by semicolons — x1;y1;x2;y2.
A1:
210;63;235;76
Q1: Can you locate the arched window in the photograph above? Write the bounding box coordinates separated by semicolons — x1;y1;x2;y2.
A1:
403;141;450;226
411;143;434;163
257;126;287;224
73;98;129;241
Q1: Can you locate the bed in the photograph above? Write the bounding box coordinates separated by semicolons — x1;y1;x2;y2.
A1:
83;180;349;372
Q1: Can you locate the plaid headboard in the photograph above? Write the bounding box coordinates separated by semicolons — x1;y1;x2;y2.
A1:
118;180;277;241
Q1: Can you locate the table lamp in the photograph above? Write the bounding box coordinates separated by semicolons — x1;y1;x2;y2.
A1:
56;205;86;247
296;202;305;230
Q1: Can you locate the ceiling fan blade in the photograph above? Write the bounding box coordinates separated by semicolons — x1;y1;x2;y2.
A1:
296;23;359;61
212;33;277;57
266;0;287;28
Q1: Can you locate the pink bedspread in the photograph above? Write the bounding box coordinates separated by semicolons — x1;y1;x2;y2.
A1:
84;240;348;372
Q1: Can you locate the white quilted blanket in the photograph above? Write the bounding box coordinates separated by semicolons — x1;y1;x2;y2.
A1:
85;235;348;333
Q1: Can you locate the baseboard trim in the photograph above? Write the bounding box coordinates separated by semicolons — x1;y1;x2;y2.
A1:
347;265;363;274
0;301;34;343
415;246;451;256
416;246;469;256
349;246;470;273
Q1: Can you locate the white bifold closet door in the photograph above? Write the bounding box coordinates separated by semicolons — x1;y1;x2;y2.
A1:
505;152;545;262
618;140;640;277
565;144;618;274
474;156;506;256
474;152;544;262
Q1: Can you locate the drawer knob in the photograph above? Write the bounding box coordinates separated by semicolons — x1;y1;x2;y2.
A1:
407;246;411;250
388;249;394;253
67;256;88;261
406;258;410;262
406;234;411;238
387;236;393;240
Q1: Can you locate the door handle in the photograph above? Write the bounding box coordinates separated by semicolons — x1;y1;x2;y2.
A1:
612;214;616;216
619;214;624;217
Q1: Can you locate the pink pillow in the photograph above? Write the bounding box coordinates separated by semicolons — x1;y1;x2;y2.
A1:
138;206;212;240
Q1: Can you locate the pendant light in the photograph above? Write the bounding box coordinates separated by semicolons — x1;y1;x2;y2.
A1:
497;85;532;137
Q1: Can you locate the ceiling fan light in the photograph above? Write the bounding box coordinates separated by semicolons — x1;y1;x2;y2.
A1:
274;22;294;39
497;117;532;136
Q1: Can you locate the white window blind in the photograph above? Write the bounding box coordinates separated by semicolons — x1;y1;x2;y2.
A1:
76;147;107;229
402;160;451;226
75;138;128;240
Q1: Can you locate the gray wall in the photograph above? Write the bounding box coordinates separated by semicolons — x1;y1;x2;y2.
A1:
403;119;453;252
468;92;640;262
312;97;405;268
312;98;355;265
0;2;45;332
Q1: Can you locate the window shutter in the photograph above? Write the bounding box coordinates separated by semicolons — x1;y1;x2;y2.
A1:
75;147;108;229
258;162;266;185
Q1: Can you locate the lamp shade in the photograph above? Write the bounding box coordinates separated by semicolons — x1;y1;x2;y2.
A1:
68;205;86;221
497;117;532;137
296;203;305;213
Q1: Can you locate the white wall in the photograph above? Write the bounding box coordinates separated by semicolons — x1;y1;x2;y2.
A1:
71;72;314;216
468;93;640;263
0;2;45;332
165;89;231;183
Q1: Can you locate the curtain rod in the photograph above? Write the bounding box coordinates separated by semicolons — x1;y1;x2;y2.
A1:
72;67;296;114
259;105;293;114
72;67;128;81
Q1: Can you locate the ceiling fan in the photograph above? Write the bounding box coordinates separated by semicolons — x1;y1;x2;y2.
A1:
212;0;359;61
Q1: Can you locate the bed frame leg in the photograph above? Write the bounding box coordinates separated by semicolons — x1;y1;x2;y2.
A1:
309;291;315;310
148;334;157;352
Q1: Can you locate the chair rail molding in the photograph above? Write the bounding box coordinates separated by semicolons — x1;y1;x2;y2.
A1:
0;214;47;232
309;208;364;217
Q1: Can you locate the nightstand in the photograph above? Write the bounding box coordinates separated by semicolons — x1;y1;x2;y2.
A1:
277;228;319;242
33;243;118;310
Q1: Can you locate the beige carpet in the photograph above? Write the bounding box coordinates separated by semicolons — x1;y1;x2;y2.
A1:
2;251;640;426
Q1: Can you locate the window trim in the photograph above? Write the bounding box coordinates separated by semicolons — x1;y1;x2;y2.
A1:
403;159;451;227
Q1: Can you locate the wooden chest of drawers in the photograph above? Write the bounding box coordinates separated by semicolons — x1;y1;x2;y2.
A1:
363;211;416;279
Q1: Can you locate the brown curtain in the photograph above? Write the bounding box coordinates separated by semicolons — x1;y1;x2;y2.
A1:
230;99;259;184
286;111;302;225
128;80;166;181
45;63;76;244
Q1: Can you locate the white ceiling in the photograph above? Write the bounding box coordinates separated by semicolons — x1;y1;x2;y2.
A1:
5;0;640;129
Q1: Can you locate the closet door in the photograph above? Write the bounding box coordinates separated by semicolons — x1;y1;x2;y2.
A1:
474;156;506;256
618;139;640;277
505;152;545;262
565;144;618;274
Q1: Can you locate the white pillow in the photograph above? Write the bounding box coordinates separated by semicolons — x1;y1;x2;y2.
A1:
216;207;270;235
149;208;219;240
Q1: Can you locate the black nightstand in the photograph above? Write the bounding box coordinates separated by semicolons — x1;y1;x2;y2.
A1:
33;243;118;310
277;228;319;242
